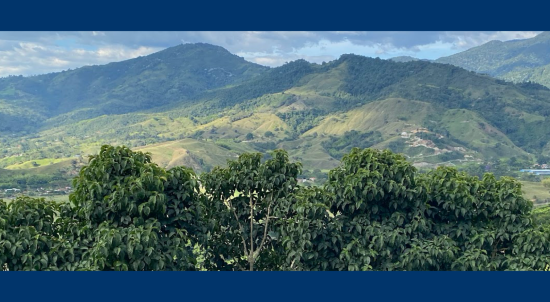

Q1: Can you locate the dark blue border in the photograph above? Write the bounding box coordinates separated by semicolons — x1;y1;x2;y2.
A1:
1;0;548;30
1;272;549;301
2;1;550;302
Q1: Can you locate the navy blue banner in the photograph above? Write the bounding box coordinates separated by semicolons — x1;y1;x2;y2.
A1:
0;0;548;30
0;272;549;301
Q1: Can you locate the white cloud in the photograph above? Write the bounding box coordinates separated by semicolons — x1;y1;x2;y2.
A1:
0;31;544;77
0;42;162;77
440;31;541;50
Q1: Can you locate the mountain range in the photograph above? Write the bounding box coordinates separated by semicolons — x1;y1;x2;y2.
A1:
2;40;550;188
436;32;550;88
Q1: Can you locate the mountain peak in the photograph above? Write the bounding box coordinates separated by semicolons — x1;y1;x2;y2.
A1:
435;32;550;82
533;31;550;40
155;42;234;57
390;56;421;63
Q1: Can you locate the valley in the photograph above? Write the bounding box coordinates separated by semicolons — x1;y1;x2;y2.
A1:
2;40;550;204
3;31;550;272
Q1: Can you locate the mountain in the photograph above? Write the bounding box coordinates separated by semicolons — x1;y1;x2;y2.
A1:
0;43;268;133
390;56;431;63
436;32;550;87
2;44;550;190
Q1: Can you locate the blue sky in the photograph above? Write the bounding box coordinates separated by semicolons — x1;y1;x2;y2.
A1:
0;31;542;77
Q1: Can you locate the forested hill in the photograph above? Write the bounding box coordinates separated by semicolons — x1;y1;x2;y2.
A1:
2;43;550;181
436;31;550;88
0;43;268;132
177;53;550;156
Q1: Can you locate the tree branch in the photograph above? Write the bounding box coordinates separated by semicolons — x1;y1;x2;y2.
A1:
257;192;274;260
250;194;254;271
227;199;249;256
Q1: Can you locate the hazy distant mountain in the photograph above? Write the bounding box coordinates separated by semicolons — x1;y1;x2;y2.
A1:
2;44;550;179
436;32;550;87
0;43;268;132
390;56;431;63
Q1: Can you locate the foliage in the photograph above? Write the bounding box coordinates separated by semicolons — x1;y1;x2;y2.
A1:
69;145;202;270
200;150;302;270
276;109;325;134
532;205;550;226
5;46;550;176
279;148;548;271
0;196;91;270
436;32;550;88
3;146;550;271
321;130;383;159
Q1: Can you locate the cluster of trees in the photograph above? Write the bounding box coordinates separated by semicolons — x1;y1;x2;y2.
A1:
2;145;550;271
321;130;384;159
459;157;540;181
0;171;67;190
276;109;325;134
197;60;315;113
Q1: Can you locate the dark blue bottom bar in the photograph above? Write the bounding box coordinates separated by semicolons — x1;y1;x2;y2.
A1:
1;272;548;301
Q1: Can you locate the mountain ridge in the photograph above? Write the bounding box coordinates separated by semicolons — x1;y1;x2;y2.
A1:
0;43;268;132
2;43;550;183
435;32;550;87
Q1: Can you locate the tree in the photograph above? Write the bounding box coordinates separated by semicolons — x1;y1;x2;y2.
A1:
4;145;550;271
543;178;550;189
322;148;420;271
278;148;549;271
264;131;274;138
0;196;87;271
200;150;301;270
69;145;201;270
245;133;254;140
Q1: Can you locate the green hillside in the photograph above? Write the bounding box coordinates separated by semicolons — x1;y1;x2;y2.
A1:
2;43;550;185
0;43;268;133
436;31;550;88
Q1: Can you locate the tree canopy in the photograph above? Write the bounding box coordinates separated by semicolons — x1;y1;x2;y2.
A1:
2;145;550;271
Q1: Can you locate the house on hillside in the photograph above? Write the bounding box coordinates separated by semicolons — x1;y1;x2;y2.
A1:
519;169;550;175
411;128;429;134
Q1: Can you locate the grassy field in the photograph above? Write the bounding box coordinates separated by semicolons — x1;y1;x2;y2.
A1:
5;157;73;169
520;181;550;204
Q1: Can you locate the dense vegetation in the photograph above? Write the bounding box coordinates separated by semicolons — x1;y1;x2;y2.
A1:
2;145;550;271
436;31;550;88
3;43;550;184
0;43;267;133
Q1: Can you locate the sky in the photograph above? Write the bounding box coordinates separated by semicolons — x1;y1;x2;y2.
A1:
0;31;542;77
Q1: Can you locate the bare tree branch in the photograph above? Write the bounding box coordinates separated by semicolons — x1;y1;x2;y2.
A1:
250;194;254;271
257;192;274;259
227;199;249;256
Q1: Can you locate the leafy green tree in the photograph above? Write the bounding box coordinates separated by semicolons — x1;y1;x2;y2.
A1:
0;196;88;271
200;150;301;270
245;133;254;140
4;145;550;271
279;186;332;270
324;148;420;271
417;169;535;270
69;145;201;270
279;148;549;271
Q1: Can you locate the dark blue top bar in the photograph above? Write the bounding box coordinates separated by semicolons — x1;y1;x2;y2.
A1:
1;0;548;30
